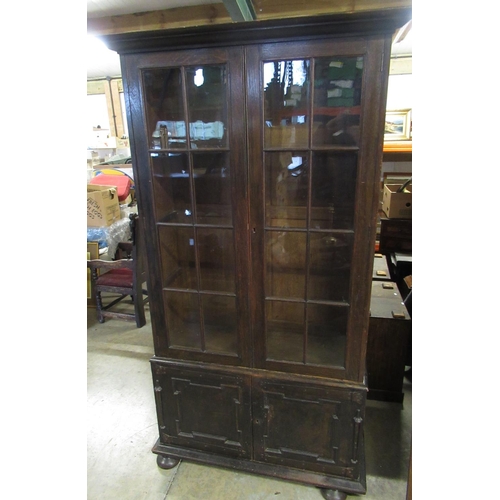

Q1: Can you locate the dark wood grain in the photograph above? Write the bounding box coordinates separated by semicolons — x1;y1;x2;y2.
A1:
101;9;411;53
366;281;411;403
112;10;408;497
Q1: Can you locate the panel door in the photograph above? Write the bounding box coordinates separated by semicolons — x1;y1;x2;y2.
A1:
252;377;366;479
152;361;253;458
246;37;389;381
122;47;251;367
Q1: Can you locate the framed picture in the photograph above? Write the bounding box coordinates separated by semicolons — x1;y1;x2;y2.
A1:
384;109;412;141
87;241;100;306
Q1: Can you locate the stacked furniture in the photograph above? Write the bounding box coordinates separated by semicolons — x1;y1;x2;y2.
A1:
366;266;411;403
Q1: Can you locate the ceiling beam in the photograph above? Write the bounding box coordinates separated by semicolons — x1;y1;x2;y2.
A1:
252;0;412;20
87;3;232;36
222;0;257;21
87;0;412;36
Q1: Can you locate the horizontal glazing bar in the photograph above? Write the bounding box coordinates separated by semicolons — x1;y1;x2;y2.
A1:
263;146;359;152
264;296;350;307
264;226;354;234
163;288;236;298
156;222;234;229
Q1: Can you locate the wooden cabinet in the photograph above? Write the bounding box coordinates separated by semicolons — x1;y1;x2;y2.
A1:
103;9;410;498
367;280;411;403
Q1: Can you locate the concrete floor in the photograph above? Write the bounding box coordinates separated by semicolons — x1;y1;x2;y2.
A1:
87;301;411;500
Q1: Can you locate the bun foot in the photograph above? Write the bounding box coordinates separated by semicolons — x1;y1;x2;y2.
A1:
321;489;348;500
156;454;180;470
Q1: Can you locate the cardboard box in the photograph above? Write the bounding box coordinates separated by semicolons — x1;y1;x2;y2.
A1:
87;185;121;227
381;183;412;219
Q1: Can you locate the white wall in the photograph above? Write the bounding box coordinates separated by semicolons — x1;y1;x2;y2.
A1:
382;72;412;176
387;74;412;111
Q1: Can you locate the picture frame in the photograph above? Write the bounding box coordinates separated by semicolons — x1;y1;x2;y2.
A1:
384;109;412;141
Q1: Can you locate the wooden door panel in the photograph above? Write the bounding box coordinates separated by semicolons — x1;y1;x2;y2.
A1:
152;361;252;458
252;378;365;479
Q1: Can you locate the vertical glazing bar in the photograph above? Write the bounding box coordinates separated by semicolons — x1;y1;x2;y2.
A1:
181;67;196;221
303;58;315;365
181;66;205;351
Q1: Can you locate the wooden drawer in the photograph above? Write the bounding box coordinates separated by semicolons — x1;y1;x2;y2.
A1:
379;217;412;254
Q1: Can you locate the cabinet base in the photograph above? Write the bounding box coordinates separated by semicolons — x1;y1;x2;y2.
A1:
152;438;366;496
156;454;180;470
367;388;404;404
321;489;348;500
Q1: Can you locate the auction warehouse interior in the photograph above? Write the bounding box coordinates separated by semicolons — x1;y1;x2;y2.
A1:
87;1;412;499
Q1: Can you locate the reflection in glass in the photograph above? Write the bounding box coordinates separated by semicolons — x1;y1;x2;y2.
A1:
310;152;358;230
307;304;347;367
143;68;186;149
263;60;310;148
265;231;306;299
308;232;353;302
193;153;232;225
165;291;201;349
158;226;197;290
265;152;308;228
266;300;304;362
151;153;192;223
203;295;238;355
197;228;235;293
186;65;227;148
313;57;363;146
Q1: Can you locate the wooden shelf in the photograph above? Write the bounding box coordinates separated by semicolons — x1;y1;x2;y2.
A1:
383;140;412;153
383;140;412;162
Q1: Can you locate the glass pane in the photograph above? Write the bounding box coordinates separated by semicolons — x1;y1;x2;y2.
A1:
266;301;304;362
165;291;201;350
265;152;308;228
193;153;232;225
151;153;192;223
313;56;363;146
307;304;347;367
143;68;186;150
308;232;353;302
310;152;358;230
263;60;310;148
197;228;235;293
265;231;306;299
186;65;227;148
158;226;197;290
203;295;238;355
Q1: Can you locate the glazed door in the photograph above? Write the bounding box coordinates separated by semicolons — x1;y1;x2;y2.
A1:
123;37;388;378
123;47;251;366
246;38;388;381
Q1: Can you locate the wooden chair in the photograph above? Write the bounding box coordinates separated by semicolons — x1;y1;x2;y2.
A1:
87;213;149;328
